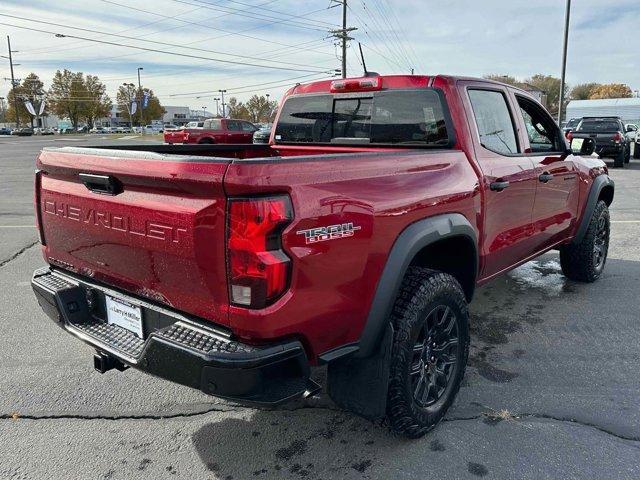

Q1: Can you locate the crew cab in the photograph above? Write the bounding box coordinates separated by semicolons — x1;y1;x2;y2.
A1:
568;116;631;167
163;118;257;144
32;75;613;438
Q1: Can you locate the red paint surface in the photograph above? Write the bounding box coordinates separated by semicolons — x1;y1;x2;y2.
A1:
36;75;605;361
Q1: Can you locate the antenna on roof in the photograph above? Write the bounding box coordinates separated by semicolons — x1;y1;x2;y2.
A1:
358;42;379;78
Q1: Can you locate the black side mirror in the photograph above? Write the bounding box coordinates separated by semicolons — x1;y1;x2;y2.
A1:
570;137;596;156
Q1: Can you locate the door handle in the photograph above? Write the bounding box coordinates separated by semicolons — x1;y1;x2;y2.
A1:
538;172;554;183
79;173;122;195
489;180;510;192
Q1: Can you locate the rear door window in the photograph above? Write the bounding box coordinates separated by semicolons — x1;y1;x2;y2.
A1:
468;89;519;155
274;89;451;146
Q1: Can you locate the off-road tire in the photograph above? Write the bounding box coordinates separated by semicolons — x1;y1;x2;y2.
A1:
560;200;610;282
386;267;469;438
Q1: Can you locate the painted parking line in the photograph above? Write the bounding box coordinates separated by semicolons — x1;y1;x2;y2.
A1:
611;220;640;224
0;225;35;228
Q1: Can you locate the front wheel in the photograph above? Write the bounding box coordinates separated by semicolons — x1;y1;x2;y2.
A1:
634;142;640;159
560;200;610;282
386;267;469;438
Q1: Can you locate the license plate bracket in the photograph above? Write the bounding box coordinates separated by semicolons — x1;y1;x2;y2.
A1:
105;295;143;338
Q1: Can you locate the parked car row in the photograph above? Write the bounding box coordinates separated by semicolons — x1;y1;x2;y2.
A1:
565;116;639;167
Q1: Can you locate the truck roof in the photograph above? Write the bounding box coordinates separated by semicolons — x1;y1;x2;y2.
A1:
286;74;534;98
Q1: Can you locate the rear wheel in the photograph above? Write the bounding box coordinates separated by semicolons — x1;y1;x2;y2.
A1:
198;138;214;144
624;145;631;164
560;200;610;282
634;142;640;159
386;267;469;438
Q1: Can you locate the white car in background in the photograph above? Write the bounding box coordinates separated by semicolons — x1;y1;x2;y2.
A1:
143;124;162;134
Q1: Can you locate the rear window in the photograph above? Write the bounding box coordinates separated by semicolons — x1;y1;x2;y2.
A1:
577;120;620;132
274;89;451;146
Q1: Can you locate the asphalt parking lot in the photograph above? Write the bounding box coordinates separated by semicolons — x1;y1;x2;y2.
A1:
1;135;639;480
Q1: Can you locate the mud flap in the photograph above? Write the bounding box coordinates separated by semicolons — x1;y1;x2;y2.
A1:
327;323;393;420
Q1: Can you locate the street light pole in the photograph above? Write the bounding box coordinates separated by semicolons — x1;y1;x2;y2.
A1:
137;67;143;127
202;106;207;118
214;97;220;117
557;0;571;125
218;89;227;118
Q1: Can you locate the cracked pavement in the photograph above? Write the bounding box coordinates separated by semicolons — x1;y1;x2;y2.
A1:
1;137;639;479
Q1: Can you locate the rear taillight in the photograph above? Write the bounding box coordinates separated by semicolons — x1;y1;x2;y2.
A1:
613;132;622;143
566;131;573;141
227;196;292;309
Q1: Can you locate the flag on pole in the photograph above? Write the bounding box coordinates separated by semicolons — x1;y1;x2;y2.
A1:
142;91;150;109
38;101;46;116
130;101;137;115
24;101;36;116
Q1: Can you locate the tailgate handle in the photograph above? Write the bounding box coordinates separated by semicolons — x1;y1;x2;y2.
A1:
79;173;123;195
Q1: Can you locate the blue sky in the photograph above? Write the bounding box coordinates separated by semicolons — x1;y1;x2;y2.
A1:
1;0;638;110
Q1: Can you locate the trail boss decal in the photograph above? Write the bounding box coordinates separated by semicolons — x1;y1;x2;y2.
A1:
296;222;361;244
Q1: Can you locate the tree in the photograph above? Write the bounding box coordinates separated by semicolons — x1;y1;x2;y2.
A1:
116;83;137;127
83;75;111;128
571;83;601;100
5;73;46;127
484;74;519;86
524;74;567;115
133;88;165;125
244;95;278;123
226;97;250;120
589;83;633;99
48;69;89;129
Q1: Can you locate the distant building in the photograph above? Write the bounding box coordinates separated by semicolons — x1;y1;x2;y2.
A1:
566;98;640;124
518;83;547;107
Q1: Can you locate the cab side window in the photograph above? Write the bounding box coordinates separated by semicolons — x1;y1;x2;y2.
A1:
516;96;562;153
468;89;519;155
226;120;242;131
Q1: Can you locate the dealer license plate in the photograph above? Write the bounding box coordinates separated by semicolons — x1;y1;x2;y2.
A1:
105;295;143;338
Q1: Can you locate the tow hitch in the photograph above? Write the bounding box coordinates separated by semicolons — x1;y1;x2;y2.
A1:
93;351;128;374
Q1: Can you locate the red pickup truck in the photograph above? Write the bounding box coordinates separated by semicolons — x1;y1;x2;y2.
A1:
163;118;257;144
32;75;613;438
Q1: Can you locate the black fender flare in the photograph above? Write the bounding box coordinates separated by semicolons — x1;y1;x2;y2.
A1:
356;213;478;358
572;175;614;245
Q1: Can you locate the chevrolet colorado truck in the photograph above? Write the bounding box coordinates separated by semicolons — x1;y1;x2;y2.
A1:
164;118;257;144
568;116;631;167
32;75;613;438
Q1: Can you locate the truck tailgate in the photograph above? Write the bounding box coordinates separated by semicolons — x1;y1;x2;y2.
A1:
36;147;231;326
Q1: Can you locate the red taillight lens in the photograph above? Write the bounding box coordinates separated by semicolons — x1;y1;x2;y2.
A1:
227;196;292;308
566;131;573;141
330;76;382;92
613;132;622;142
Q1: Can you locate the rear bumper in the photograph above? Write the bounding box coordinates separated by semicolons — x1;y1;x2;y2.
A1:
596;144;624;156
32;267;314;406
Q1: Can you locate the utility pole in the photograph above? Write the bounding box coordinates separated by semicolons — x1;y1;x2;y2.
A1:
557;0;571;125
330;1;357;78
218;89;227;118
7;36;19;127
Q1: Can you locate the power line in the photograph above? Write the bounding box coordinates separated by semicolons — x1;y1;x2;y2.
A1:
168;72;328;97
169;0;330;32
0;21;330;73
0;14;330;71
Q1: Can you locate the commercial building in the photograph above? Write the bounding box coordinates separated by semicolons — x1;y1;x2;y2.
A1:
566;98;640;124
